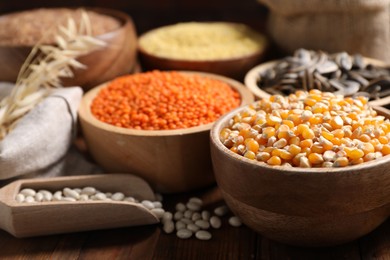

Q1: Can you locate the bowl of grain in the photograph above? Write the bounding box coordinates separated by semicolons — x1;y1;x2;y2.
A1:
138;22;268;80
0;7;138;90
78;70;254;193
244;49;390;106
210;89;390;246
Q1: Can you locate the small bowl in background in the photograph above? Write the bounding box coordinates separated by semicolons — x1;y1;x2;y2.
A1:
138;22;268;80
78;71;254;193
210;105;390;247
0;8;138;91
244;54;390;106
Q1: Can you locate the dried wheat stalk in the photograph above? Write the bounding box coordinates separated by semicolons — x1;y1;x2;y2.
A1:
0;10;106;140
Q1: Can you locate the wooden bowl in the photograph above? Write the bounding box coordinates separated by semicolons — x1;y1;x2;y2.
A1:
244;57;390;106
210;105;390;247
138;23;268;81
0;8;138;91
78;71;254;193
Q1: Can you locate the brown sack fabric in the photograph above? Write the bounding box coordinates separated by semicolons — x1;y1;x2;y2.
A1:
258;0;390;62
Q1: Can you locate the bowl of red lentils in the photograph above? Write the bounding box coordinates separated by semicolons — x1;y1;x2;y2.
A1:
210;89;390;247
138;22;268;80
78;70;254;193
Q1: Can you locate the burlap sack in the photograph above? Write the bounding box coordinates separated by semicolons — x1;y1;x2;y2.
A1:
0;84;84;180
258;0;390;62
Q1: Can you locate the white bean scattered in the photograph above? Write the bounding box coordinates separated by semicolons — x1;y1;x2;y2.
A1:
81;187;96;196
61;197;77;202
214;205;229;217
180;218;193;225
174;211;183;221
176;229;192;239
210;216;222;229
38;190;52;202
94;193;107;200
195;219;210;230
186;201;201;211
163;220;175;234
175;221;186;231
195;230;212;240
187;223;200;232
15;194;25;203
201;210;210;221
162;212;173;223
20;188;36;197
153;201;162;208
141;200;155;210
175;202;186;212
191;212;201;222
184;210;193;219
53;191;62;201
35;192;44;202
188;197;203;206
228;216;242;227
111;192;125;201
79;194;89;201
73;188;82;194
105;192;113;198
124;197;136;203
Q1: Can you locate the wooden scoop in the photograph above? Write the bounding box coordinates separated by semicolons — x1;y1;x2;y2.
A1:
0;174;160;238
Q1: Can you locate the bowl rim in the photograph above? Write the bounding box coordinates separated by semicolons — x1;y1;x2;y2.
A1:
0;7;134;48
211;103;390;174
79;70;254;137
137;21;268;63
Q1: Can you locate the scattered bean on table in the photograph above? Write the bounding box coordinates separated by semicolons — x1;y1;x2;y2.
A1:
91;71;241;130
220;89;390;167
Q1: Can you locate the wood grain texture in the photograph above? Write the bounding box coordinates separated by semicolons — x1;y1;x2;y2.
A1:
78;71;254;193
0;174;159;238
210;106;390;246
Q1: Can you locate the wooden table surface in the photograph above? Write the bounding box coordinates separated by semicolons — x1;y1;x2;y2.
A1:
0;183;389;260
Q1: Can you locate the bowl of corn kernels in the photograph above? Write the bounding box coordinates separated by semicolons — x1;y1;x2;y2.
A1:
78;70;254;193
138;22;268;80
210;89;390;247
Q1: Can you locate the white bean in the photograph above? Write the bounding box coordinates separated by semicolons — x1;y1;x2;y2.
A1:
201;210;210;221
53;191;62;201
175;202;186;212
191;212;201;222
181;218;193;225
20;188;36;197
94;193;107;200
210;216;221;229
62;197;77;202
81;187;96;196
111;192;125;201
38;190;52;202
175;221;186;231
141;200;155;210
189;197;203;205
163;220;175;234
162;212;173;223
228;216;242;227
184;210;193;219
63;188;80;200
16;194;25;202
153;201;162;208
176;229;192;239
79;194;89;201
73;188;82;194
195;219;210;229
186;202;201;211
35;192;44;202
174;211;183;221
25;196;35;203
195;230;212;240
151;208;165;219
105;192;112;199
187;223;200;232
124;197;136;203
214;205;229;217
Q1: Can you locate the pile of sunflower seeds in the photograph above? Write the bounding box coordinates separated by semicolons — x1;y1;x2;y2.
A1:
257;49;390;100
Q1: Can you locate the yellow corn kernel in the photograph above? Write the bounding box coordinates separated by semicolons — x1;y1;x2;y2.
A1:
308;116;322;125
302;147;311;156
245;138;260;153
359;134;371;142
351;158;364;165
263;146;275;154
282;120;295;129
230;146;238;153
330;115;344;130
288;144;302;156
299;156;311;168
289;136;301;146
300;139;313;149
361;142;375;154
273;138;288;148
363;153;376;162
332;129;344;139
287;114;302;126
308;153;324;165
334;157;349;167
331;137;341;146
277;125;291;139
267;115;282;126
296;124;309;135
304;98;317;107
244;151;256;160
256;152;271;162
311;144;324;154
302;128;315;140
346;148;365;160
262;127;276;138
382;144;390;155
279;150;293;160
378;136;388;144
321;131;334;141
267;156;282;166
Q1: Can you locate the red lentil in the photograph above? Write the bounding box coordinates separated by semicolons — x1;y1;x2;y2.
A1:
91;71;240;130
220;89;390;168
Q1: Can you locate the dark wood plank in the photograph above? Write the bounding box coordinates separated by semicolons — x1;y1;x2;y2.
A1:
258;236;361;260
360;220;390;260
